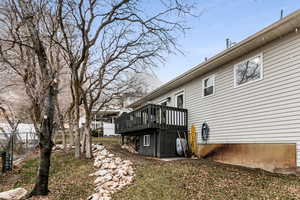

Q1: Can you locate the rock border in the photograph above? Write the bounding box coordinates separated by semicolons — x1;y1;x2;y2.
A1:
87;144;135;200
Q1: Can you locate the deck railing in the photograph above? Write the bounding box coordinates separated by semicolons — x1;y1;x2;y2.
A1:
115;104;188;134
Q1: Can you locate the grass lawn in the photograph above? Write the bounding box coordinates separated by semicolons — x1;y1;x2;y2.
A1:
0;152;95;200
1;137;300;199
92;136;121;145
109;142;300;200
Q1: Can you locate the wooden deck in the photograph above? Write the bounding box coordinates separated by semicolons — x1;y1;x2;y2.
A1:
115;104;188;135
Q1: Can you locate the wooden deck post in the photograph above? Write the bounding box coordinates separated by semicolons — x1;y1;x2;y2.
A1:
153;131;156;157
121;135;124;145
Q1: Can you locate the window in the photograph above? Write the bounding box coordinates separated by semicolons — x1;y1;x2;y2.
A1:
160;97;170;106
175;92;184;108
234;54;263;87
202;75;215;97
144;135;150;146
161;101;167;106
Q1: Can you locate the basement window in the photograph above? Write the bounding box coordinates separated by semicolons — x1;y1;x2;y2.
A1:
144;135;150;146
234;54;263;87
202;75;215;97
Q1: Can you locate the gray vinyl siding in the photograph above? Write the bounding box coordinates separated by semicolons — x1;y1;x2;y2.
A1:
149;31;300;148
139;134;155;156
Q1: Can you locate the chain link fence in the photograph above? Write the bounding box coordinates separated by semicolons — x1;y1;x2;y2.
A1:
0;132;38;174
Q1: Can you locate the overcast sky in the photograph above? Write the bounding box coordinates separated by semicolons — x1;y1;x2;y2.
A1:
154;0;299;83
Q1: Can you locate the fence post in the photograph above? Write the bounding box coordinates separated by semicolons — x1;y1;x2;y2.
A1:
10;133;14;170
26;132;28;153
1;151;5;173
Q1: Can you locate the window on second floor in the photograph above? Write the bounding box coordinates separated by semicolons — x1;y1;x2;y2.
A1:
176;94;184;108
234;54;263;87
202;75;215;97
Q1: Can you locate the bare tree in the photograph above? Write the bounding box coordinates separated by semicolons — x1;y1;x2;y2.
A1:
0;0;66;196
53;67;73;150
0;0;196;196
56;0;195;158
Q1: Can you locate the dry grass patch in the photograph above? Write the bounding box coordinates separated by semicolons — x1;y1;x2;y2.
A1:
1;137;300;200
109;144;300;200
0;152;95;200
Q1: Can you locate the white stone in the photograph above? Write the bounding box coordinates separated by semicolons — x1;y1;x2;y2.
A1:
123;176;134;184
108;163;117;170
94;175;112;185
100;150;109;156
87;193;101;200
101;181;118;190
88;146;135;200
107;154;114;158
101;158;112;164
101;163;111;169
96;155;106;161
127;169;134;176
116;169;128;177
93;169;110;177
114;157;122;164
95;187;110;194
99;197;111;200
0;188;27;200
112;176;120;182
13;158;25;166
122;160;133;166
94;161;102;168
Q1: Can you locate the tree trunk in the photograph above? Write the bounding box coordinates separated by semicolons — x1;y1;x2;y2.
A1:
74;125;81;158
73;71;81;159
30;144;52;195
80;128;86;155
74;101;81;158
84;122;92;159
62;131;66;151
68;121;75;147
30;85;55;196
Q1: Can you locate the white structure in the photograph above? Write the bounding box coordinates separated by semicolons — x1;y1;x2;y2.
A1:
0;123;37;141
80;109;131;136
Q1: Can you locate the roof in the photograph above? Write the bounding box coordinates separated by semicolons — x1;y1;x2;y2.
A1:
129;9;300;108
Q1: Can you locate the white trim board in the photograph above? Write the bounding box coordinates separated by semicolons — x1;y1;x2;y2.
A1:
297;142;300;167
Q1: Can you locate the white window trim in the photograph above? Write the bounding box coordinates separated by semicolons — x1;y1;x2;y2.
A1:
143;135;150;146
233;53;264;88
174;90;185;108
159;98;170;106
202;74;215;98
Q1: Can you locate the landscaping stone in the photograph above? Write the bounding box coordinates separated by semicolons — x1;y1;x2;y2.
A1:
87;144;135;200
89;169;110;177
108;154;114;158
121;145;138;154
0;188;27;200
13;158;25;166
52;143;135;199
94;175;113;185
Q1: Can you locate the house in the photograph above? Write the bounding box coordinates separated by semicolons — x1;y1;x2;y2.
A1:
115;10;300;171
81;72;163;137
88;109;130;137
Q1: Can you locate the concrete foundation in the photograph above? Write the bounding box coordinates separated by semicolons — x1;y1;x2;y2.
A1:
196;143;296;172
